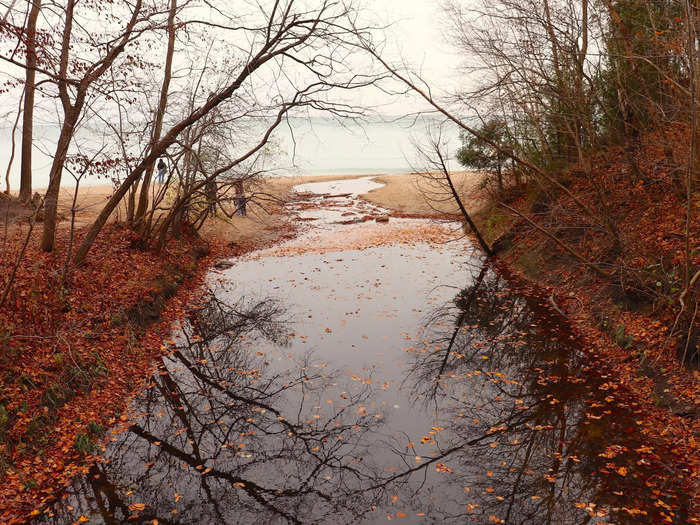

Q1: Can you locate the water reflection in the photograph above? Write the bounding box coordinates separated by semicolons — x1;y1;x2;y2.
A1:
42;265;690;524
44;292;388;524
401;264;689;524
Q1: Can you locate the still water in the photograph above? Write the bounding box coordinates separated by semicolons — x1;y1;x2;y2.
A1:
38;180;690;524
1;117;454;190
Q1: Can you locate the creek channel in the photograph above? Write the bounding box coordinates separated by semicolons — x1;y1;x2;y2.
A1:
41;177;690;524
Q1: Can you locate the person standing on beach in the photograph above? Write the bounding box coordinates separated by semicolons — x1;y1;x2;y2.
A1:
157;159;167;184
205;177;218;217
234;180;247;216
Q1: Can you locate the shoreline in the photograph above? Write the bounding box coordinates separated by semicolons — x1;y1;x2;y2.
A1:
25;170;411;193
5;170;484;248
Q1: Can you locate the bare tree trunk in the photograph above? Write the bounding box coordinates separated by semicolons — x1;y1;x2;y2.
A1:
126;186;136;224
686;0;699;290
40;107;80;251
4;90;24;195
40;0;75;252
41;0;142;251
134;0;177;229
446;167;493;257
694;0;700;187
19;0;41;202
577;0;595;171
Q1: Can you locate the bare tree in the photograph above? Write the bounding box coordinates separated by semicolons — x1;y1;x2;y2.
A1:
38;0;150;252
73;0;383;265
133;0;178;229
411;124;494;256
355;39;617;276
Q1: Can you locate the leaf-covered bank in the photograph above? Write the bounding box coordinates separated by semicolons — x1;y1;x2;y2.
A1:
468;127;699;516
0;219;294;522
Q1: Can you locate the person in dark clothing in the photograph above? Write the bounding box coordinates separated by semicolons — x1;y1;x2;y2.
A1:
157;159;167;184
205;178;218;217
234;181;247;216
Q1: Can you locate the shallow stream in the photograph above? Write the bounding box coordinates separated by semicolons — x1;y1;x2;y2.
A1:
40;178;690;524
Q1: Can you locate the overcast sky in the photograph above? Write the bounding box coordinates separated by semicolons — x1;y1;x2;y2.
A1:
353;0;465;112
0;0;465;116
369;0;460;71
0;0;470;186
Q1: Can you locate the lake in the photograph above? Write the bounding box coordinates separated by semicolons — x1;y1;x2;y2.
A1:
0;117;459;190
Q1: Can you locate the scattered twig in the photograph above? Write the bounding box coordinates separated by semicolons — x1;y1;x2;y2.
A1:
548;292;566;317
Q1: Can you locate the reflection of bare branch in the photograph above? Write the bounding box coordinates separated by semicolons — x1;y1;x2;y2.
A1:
46;278;692;524
47;288;385;523
396;263;690;523
128;423;304;524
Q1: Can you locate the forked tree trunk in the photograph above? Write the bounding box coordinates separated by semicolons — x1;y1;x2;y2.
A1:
40;107;80;251
40;0;142;251
40;0;76;252
134;0;177;229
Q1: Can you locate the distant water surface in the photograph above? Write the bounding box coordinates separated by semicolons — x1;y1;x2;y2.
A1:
0;117;458;190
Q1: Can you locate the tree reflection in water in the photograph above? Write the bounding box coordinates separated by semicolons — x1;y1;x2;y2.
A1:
400;262;690;524
42;268;691;524
45;290;388;524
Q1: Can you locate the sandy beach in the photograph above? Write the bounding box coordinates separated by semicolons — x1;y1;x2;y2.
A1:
5;171;484;247
359;171;485;216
